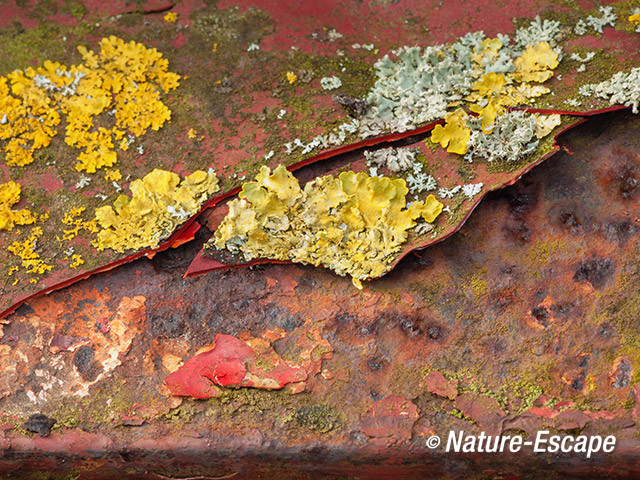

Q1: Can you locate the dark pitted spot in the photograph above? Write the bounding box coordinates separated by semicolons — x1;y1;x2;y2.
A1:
264;304;303;332
578;354;590;368
370;390;382;400
367;354;388;372
612;359;632;389
550;302;573;317
571;376;585;391
400;318;422;338
617;165;637;198
531;306;550;326
73;345;94;373
297;276;318;289
603;220;638;244
426;325;443;340
559;211;581;229
24;414;56;437
149;314;185;338
573;257;615;289
334;313;356;325
505;221;531;244
598;322;614;338
504;183;537;216
73;345;102;382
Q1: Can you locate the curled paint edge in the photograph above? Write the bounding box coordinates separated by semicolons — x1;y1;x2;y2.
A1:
0;106;626;319
184;115;593;279
0;119;442;319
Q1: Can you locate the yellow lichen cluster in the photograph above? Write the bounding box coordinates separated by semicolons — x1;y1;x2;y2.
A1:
212;165;443;287
430;109;472;155
0;36;180;171
57;207;98;243
105;169;122;182
68;253;84;269
164;12;178;23
432;40;559;154
286;72;298;84
8;227;53;277
0;180;35;231
94;168;219;253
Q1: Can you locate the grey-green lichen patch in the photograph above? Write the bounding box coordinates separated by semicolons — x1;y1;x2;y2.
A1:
579;67;640;113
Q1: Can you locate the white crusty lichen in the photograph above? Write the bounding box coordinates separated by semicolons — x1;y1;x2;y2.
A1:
579;67;640;113
284;118;360;156
363;147;416;173
462;182;483;199
363;34;481;133
406;162;437;195
576;6;617;34
320;76;343;90
74;175;92;189
514;16;563;52
464;110;539;163
570;52;596;63
438;185;461;199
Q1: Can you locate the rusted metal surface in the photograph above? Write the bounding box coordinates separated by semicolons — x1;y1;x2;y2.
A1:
2;1;640;479
0;110;639;478
2;0;640;319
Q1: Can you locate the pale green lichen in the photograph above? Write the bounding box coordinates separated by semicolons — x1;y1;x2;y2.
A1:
579;67;640;113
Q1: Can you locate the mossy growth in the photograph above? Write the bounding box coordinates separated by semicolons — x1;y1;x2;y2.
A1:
294;404;342;433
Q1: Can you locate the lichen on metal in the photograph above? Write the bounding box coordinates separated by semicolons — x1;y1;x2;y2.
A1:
94;169;219;253
209;164;443;287
0;36;179;171
0;180;35;231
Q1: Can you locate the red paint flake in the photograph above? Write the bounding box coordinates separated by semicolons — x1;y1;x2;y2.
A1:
360;395;420;441
424;371;458;400
164;333;307;398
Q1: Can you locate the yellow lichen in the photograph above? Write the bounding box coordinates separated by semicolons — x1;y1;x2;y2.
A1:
105;168;122;181
430;109;471;154
187;128;197;139
164;12;178;23
94;168;219;253
469;97;504;133
286;72;298;84
0;180;36;231
8;226;53;276
0;37;180;172
212;165;443;286
513;42;559;83
629;13;640;24
534;114;562;139
57;206;98;243
68;253;84;269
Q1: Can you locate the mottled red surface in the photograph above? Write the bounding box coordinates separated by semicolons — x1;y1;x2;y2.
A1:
1;1;640;479
0;110;638;478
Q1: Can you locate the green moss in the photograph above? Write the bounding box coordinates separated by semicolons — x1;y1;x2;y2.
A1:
294;404;342;433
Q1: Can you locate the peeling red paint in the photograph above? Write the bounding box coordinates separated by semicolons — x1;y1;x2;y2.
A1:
164;333;308;398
